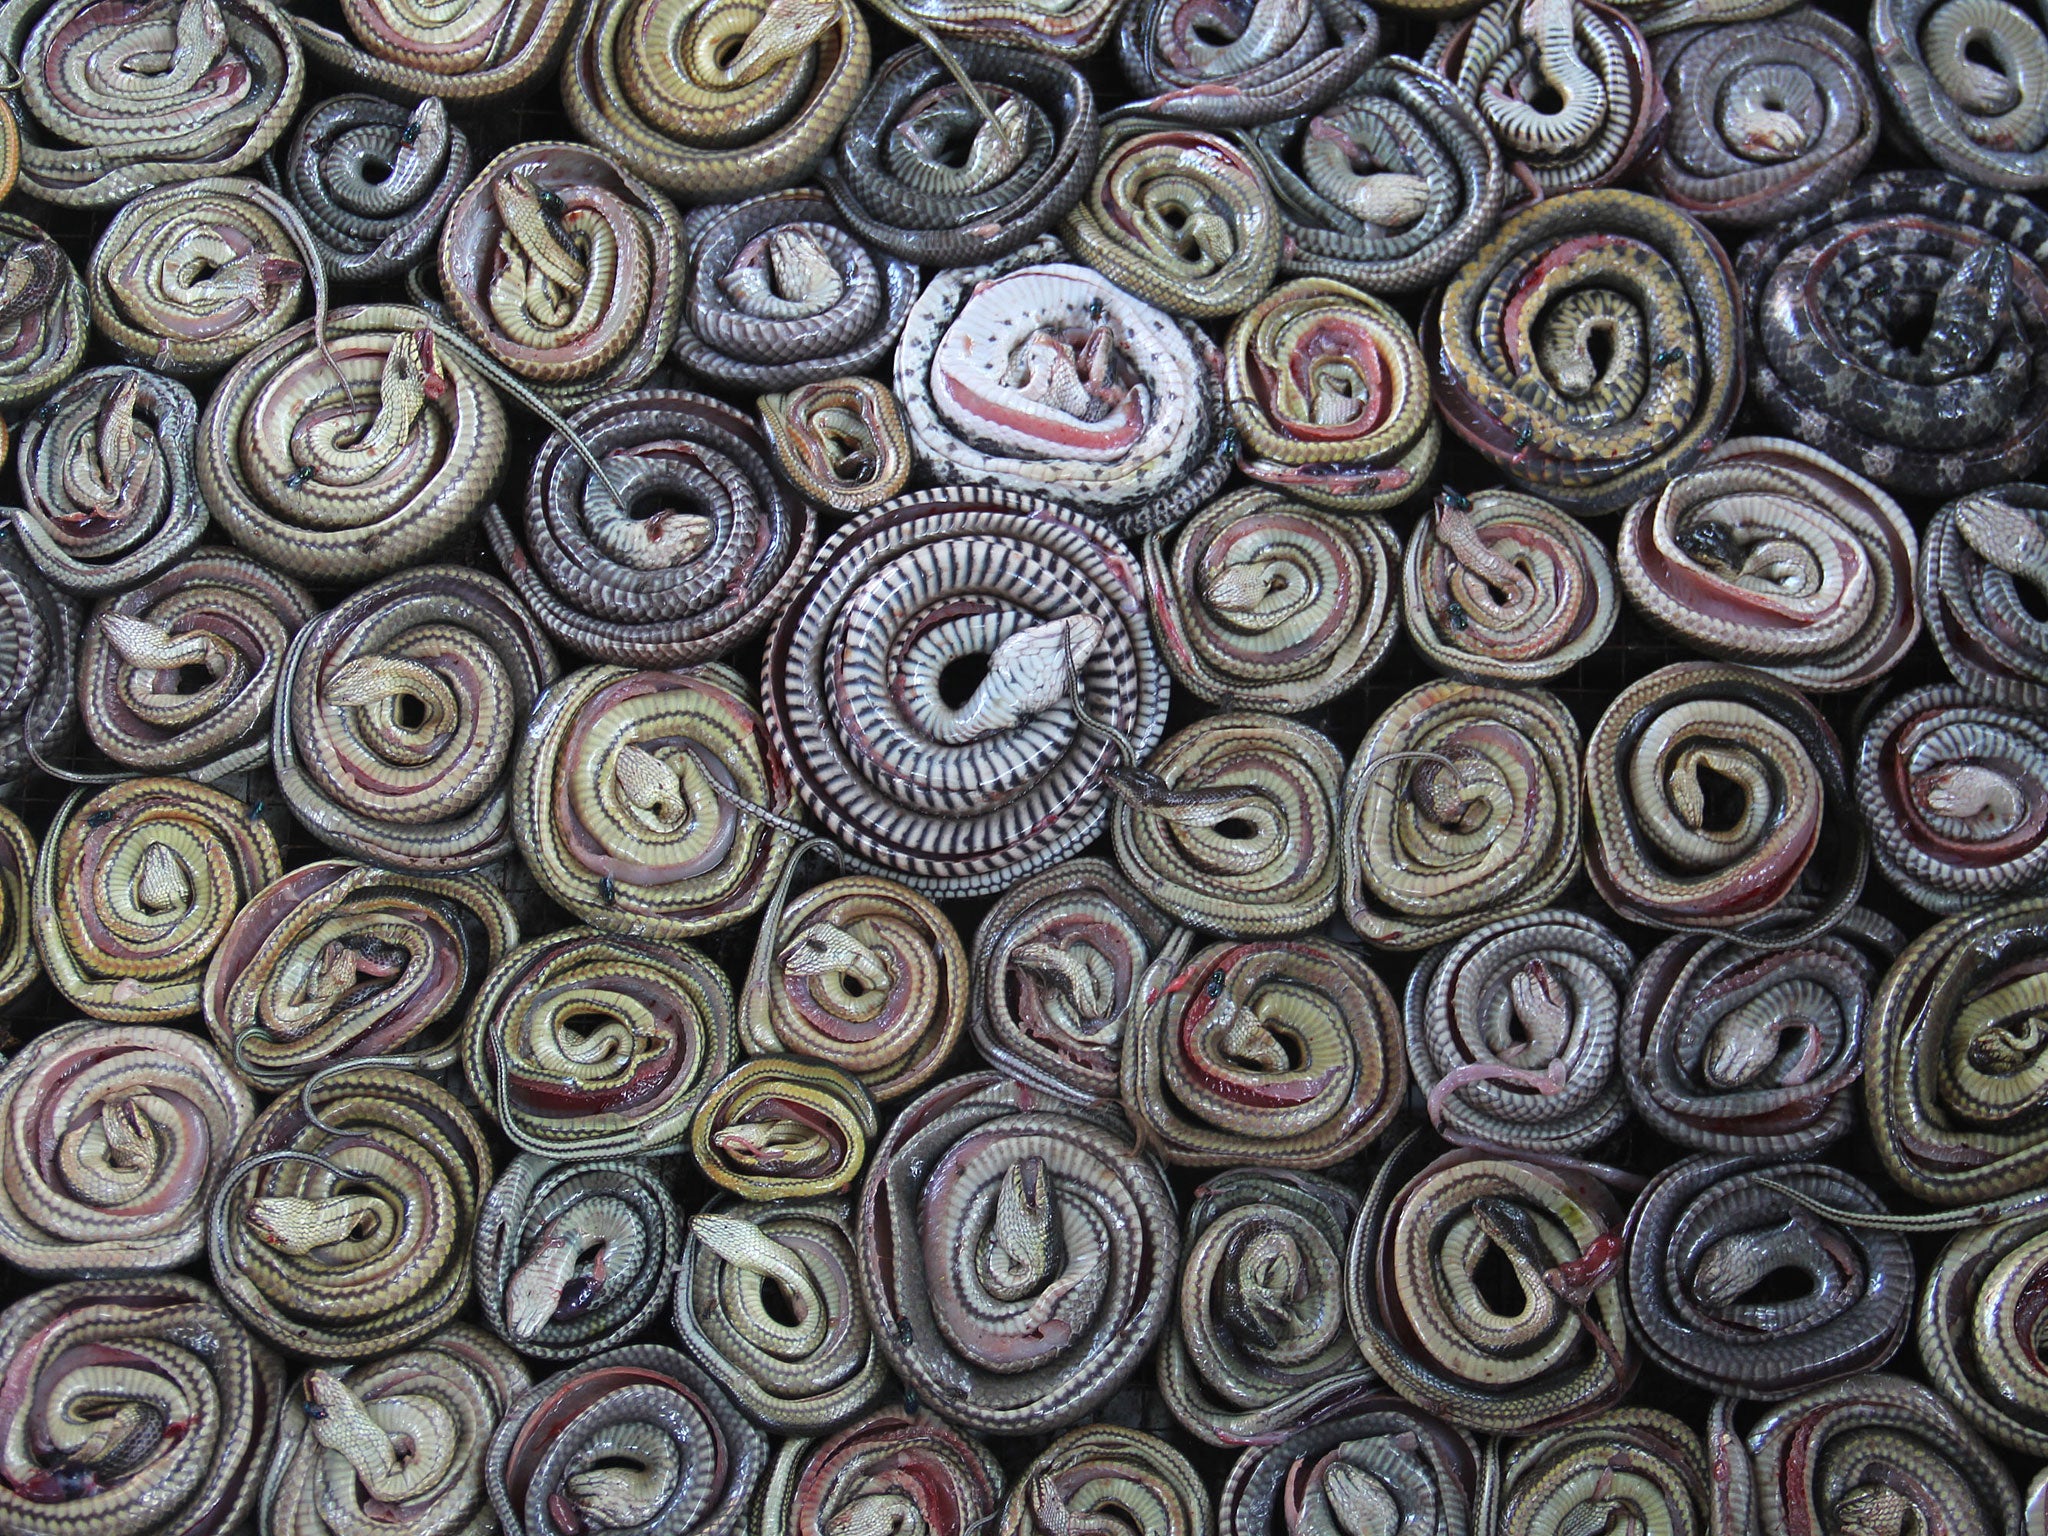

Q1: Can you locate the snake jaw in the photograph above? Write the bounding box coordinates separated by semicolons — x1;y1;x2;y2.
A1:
98;1095;158;1173
1322;1464;1401;1536
723;0;838;81
610;743;691;829
1955;495;2048;581
303;1370;406;1486
825;1493;922;1536
245;1194;380;1253
1505;959;1570;1065
133;842;193;914
1200;556;1291;621
935;614;1105;744
1214;995;1292;1074
1912;762;2026;830
781;920;893;990
506;1227;594;1338
711;1116;831;1169
986;1155;1064;1300
1830;1485;1915;1536
98;614;215;672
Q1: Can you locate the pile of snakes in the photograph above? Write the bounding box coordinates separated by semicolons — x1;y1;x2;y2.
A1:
12;0;2048;1530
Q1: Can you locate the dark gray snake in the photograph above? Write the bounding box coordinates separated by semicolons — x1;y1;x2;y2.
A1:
285;96;473;285
1115;0;1379;125
1920;483;2048;710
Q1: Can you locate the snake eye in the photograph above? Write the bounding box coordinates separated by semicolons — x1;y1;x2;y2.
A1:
86;809;114;828
1205;971;1225;999
538;188;566;219
400;122;420;146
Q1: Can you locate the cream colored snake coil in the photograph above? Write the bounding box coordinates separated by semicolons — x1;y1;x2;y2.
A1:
563;0;868;202
475;1154;680;1361
261;1326;529;1536
484;1345;764;1536
0;0;304;207
286;97;474;285
462;927;738;1160
1583;661;1867;941
209;1064;492;1360
858;1073;1178;1433
1346;1135;1637;1434
512;663;799;936
1217;1398;1479;1536
196;303;509;583
0;1020;253;1276
891;0;1121;54
1158;1168;1376;1447
0;805;36;1007
1490;1411;1710;1535
0;211;86;407
1921;485;2048;711
34;777;282;1024
1116;0;1378;125
1920;1211;2048;1456
690;1057;877;1201
0;533;79;795
1225;276;1439;514
746;1410;1001;1536
1618;437;1921;691
895;238;1227;537
740;874;967;1102
1122;932;1405;1166
486;391;817;669
203;858;518;1089
0;1273;284;1536
77;549;316;780
968;856;1173;1103
673;1198;887;1434
1342;679;1582;950
1872;0;2048;190
1404;909;1634;1156
1146;488;1400;711
290;0;576;105
273;565;559;872
757;377;910;515
9;367;205;594
1001;1426;1210;1536
1402;486;1616;683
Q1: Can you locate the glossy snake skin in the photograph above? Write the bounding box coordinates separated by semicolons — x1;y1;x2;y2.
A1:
290;0;575;105
1872;0;2048;188
285;96;473;285
689;1056;876;1200
1920;482;2048;709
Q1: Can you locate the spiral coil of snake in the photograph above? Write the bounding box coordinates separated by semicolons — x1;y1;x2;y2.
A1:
1404;908;1635;1156
1872;0;2048;190
746;1411;1002;1536
0;1273;284;1536
0;0;304;207
1000;1425;1211;1536
285;96;474;285
1920;1211;2048;1456
462;928;738;1160
1116;0;1378;125
0;533;79;795
0;1020;254;1276
77;549;317;781
691;1056;877;1201
757;377;911;515
289;0;576;105
1157;1168;1376;1446
1402;485;1617;682
1920;484;2048;710
1216;1398;1479;1536
1489;1410;1711;1535
33;777;282;1025
9;367;204;596
196;303;509;583
203;858;518;1089
474;1155;680;1361
0;211;86;408
858;1073;1179;1433
1618;435;1922;691
0;805;36;1006
485;1345;764;1536
1341;679;1583;950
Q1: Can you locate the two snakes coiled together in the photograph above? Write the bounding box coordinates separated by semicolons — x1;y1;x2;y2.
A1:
690;1056;877;1200
286;96;474;285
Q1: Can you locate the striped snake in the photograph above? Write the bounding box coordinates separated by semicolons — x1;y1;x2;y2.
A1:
273;565;559;872
1147;488;1398;711
1857;685;2048;911
1648;11;1877;225
484;1345;764;1536
675;188;918;391
1919;1211;2048;1457
967;855;1174;1104
437;142;684;407
1622;1156;1913;1398
757;377;911;515
762;489;1166;897
858;1072;1179;1433
1216;1399;1479;1536
1346;1134;1636;1434
0;211;86;407
0;1274;284;1536
1121;931;1404;1165
1116;0;1378;125
673;1199;888;1434
1921;485;2048;710
462;928;738;1160
1000;1426;1210;1536
33;776;282;1025
77;548;316;781
1061;121;1280;318
1740;172;2048;498
261;1326;529;1536
1403;908;1634;1156
1606;0;1803;30
474;1155;680;1361
1872;0;2048;190
690;1056;877;1201
203;858;518;1089
1403;485;1617;683
208;1064;492;1360
285;96;473;285
1583;661;1867;942
1618;436;1922;691
290;0;576;105
8;367;205;596
0;0;303;207
1433;187;1743;515
1620;911;1897;1156
896;238;1227;535
1341;679;1582;949
881;0;1124;55
0;804;35;1006
0;531;79;795
511;663;799;936
1488;1410;1711;1536
0;1019;253;1276
562;0;869;202
0;90;18;202
740;873;967;1102
487;389;816;669
196;303;509;582
820;43;1097;267
746;1411;1001;1536
1156;1168;1375;1447
1242;59;1506;294
1226;275;1439;513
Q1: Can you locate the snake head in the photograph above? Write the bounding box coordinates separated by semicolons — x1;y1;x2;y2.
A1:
172;0;231;67
781;921;891;990
1688;1226;1785;1308
1924;244;2012;383
935;614;1105;745
99;613;214;671
0;237;59;321
1324;1464;1401;1536
98;1095;157;1170
1956;494;2048;582
1201;553;1291;620
826;1494;921;1536
1912;762;2026;830
724;0;837;79
1676;516;1744;573
397;96;447;156
1831;1485;1915;1536
1966;1010;2048;1075
712;1116;831;1170
245;1194;379;1253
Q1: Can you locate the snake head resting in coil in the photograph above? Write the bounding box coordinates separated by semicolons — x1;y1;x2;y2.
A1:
133;842;193;914
985;1156;1070;1304
99;614;219;673
1831;1485;1915;1536
1921;245;2012;383
722;228;844;318
827;1495;923;1536
895;95;1030;191
493;172;586;289
505;1212;626;1337
246;1193;382;1252
302;1371;408;1490
1010;940;1119;1041
1005;327;1125;425
0;238;59;323
1304;116;1432;231
781;920;893;991
712;1115;832;1169
934;613;1105;745
723;0;840;81
1224;1226;1310;1351
57;372;147;525
1323;1463;1402;1536
1687;1217;1839;1314
1956;494;2048;582
1912;763;2027;830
